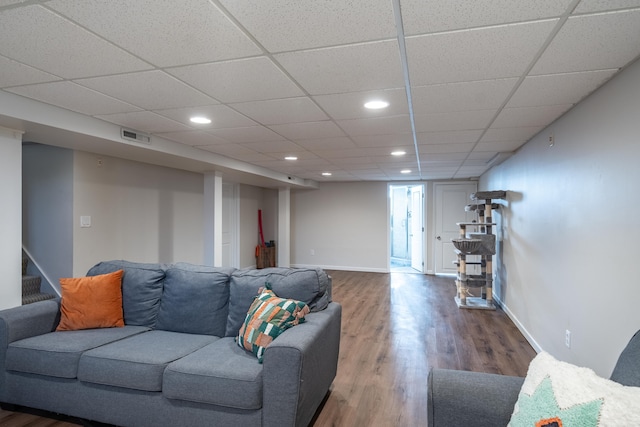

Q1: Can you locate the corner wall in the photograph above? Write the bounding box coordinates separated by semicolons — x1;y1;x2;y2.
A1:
480;58;640;377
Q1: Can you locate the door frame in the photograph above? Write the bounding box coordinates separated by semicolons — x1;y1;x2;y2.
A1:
387;182;425;273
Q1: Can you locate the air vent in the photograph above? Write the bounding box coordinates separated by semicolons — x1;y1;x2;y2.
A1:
121;128;151;144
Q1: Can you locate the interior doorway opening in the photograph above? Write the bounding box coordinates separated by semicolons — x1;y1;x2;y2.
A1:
389;184;424;273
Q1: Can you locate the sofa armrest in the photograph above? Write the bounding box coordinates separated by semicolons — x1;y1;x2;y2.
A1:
427;368;524;427
0;300;60;402
0;300;60;345
262;302;342;427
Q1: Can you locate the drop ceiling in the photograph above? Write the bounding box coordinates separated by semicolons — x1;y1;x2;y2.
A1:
1;0;639;184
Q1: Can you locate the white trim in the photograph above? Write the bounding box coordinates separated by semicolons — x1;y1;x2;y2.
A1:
22;246;61;298
291;264;388;273
493;294;542;354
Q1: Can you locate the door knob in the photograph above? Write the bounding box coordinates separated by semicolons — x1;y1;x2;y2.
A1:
436;236;441;240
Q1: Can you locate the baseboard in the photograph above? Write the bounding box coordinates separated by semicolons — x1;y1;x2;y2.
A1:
290;264;388;273
494;294;543;354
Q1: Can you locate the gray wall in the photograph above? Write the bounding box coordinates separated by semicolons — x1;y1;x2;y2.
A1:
480;58;640;377
22;143;73;293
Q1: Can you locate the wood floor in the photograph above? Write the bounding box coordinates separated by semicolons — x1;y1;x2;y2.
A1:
0;271;536;427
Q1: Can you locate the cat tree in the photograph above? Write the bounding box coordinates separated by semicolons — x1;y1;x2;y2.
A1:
451;190;506;310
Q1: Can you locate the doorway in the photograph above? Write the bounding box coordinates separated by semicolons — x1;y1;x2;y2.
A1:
389;184;424;273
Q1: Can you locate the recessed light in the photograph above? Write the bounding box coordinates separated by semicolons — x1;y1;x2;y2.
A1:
364;100;389;110
284;156;298;161
190;116;211;124
401;169;411;174
391;150;406;156
322;172;332;176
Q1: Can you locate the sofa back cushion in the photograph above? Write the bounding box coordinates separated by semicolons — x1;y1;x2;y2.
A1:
225;267;331;337
610;329;640;387
155;263;235;336
87;260;165;328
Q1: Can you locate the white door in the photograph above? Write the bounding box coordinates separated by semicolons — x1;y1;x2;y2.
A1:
410;185;424;272
434;182;477;275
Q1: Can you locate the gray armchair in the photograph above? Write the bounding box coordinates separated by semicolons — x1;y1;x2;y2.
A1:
427;330;640;427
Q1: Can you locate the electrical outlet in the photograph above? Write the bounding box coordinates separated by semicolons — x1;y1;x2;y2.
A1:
565;330;571;348
310;249;315;256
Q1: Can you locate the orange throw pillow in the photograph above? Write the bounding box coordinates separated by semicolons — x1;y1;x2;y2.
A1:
56;270;125;331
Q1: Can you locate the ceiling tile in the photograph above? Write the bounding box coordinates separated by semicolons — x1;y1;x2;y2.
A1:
240;140;306;154
0;56;61;87
156;131;231;147
48;0;261;67
6;81;142;115
416;130;484;145
351;133;415;148
507;70;618;107
313;88;408;120
269;121;345;140
275;40;405;95
95;111;190;133
206;126;285;143
405;20;558;85
574;0;640;13
401;0;572;35
231;97;328;125
219;0;396;52
492;104;573;128
337;115;412;137
411;78;518;115
0;5;151;78
76;71;216;110
414;110;496;132
418;143;475;154
154;105;257;129
168;57;304;103
295;137;358;151
531;10;640;75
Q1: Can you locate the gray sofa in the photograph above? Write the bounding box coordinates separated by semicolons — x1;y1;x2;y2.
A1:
427;329;640;427
0;261;342;427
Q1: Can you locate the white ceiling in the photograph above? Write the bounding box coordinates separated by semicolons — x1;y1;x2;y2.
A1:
1;0;639;183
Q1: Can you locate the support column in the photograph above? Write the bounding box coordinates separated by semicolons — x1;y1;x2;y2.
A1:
203;171;223;267
277;187;290;267
0;127;24;309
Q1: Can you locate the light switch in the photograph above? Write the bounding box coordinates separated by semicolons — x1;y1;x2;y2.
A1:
80;216;91;228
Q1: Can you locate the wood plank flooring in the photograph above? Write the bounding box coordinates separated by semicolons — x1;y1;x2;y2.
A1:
0;271;536;427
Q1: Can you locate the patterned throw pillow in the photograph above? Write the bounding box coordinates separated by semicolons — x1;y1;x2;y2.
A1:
508;352;640;427
237;284;310;363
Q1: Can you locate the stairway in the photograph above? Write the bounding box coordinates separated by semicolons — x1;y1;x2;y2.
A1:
22;256;56;305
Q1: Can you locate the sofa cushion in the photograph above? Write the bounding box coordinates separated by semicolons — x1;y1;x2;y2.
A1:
155;263;235;335
508;351;640;427
78;330;217;391
237;285;309;363
56;270;125;331
87;260;165;328
6;326;150;379
225;267;330;337
163;337;263;410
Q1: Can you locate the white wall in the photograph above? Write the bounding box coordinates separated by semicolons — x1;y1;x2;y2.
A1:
72;151;204;275
0;128;23;309
480;58;640;377
291;181;388;271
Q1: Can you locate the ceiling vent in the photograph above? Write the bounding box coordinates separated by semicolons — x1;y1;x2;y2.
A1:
121;128;151;144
